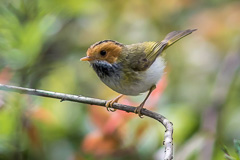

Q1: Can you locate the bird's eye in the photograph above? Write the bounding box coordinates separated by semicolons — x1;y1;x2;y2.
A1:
100;50;107;56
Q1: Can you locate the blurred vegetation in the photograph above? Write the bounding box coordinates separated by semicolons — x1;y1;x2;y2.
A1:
0;0;240;159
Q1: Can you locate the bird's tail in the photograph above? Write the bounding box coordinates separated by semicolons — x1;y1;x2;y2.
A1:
144;29;197;70
162;29;197;50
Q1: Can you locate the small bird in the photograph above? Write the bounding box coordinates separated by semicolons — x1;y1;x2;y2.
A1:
81;29;196;117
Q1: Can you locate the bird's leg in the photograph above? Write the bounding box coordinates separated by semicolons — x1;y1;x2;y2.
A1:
134;85;156;118
105;94;124;112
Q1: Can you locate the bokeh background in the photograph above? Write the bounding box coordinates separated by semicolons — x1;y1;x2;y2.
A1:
0;0;240;160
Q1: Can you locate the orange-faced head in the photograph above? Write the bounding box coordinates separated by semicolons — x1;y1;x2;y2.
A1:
80;40;124;64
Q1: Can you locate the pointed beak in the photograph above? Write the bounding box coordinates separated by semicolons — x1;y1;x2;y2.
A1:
80;56;93;61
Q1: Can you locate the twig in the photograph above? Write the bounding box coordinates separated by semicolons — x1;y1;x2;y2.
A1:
0;83;173;160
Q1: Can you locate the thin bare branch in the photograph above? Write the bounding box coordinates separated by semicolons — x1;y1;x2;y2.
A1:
0;83;173;160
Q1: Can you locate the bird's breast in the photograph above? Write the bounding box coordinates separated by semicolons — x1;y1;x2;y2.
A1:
91;57;165;96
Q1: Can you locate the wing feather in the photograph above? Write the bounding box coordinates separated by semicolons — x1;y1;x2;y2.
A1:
131;29;197;71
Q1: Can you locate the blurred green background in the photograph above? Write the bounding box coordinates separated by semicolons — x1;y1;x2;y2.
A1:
0;0;240;159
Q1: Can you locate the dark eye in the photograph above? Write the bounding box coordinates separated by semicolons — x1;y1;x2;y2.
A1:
100;50;107;56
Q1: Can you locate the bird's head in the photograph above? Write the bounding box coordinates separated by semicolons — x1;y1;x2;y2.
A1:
80;40;124;64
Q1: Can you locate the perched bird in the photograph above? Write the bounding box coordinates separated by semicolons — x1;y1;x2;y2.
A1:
81;29;196;117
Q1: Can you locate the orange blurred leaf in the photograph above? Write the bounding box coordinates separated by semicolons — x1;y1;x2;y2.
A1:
0;67;13;84
81;130;120;156
29;107;57;124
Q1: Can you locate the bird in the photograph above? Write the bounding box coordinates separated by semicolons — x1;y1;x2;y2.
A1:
80;29;196;117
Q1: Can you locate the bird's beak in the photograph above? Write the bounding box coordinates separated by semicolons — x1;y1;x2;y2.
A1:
80;56;93;61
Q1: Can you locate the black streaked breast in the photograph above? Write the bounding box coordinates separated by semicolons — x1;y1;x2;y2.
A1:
91;61;122;79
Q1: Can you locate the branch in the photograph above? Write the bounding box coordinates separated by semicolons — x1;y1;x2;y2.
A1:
0;83;173;160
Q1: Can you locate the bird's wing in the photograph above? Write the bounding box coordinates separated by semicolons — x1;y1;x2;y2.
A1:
131;29;197;71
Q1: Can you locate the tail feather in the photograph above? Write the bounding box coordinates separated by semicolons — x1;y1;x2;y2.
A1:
142;29;196;71
163;29;197;50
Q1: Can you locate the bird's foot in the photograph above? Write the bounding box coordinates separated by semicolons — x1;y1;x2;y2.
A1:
134;104;144;118
105;94;123;112
133;85;156;118
106;100;117;112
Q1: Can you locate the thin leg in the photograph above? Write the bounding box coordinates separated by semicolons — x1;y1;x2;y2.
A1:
134;85;156;118
105;94;124;112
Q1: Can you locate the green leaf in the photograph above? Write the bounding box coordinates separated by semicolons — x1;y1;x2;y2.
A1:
234;139;240;158
222;145;236;160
